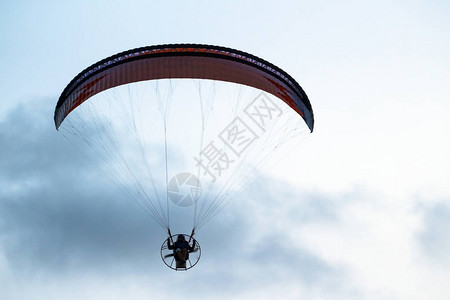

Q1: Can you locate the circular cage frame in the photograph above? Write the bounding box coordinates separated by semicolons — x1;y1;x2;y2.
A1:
160;234;201;271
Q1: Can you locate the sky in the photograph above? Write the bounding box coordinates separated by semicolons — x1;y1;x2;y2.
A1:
1;0;449;299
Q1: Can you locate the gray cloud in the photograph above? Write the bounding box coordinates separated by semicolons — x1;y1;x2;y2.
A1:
0;101;163;276
418;201;450;265
0;99;350;299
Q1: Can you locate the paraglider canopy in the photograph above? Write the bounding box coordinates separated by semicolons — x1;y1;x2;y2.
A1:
55;44;314;132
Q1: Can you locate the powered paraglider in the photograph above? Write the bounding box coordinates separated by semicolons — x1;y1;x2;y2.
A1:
55;44;314;270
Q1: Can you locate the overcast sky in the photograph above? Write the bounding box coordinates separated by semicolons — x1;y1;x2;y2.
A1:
1;1;449;299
